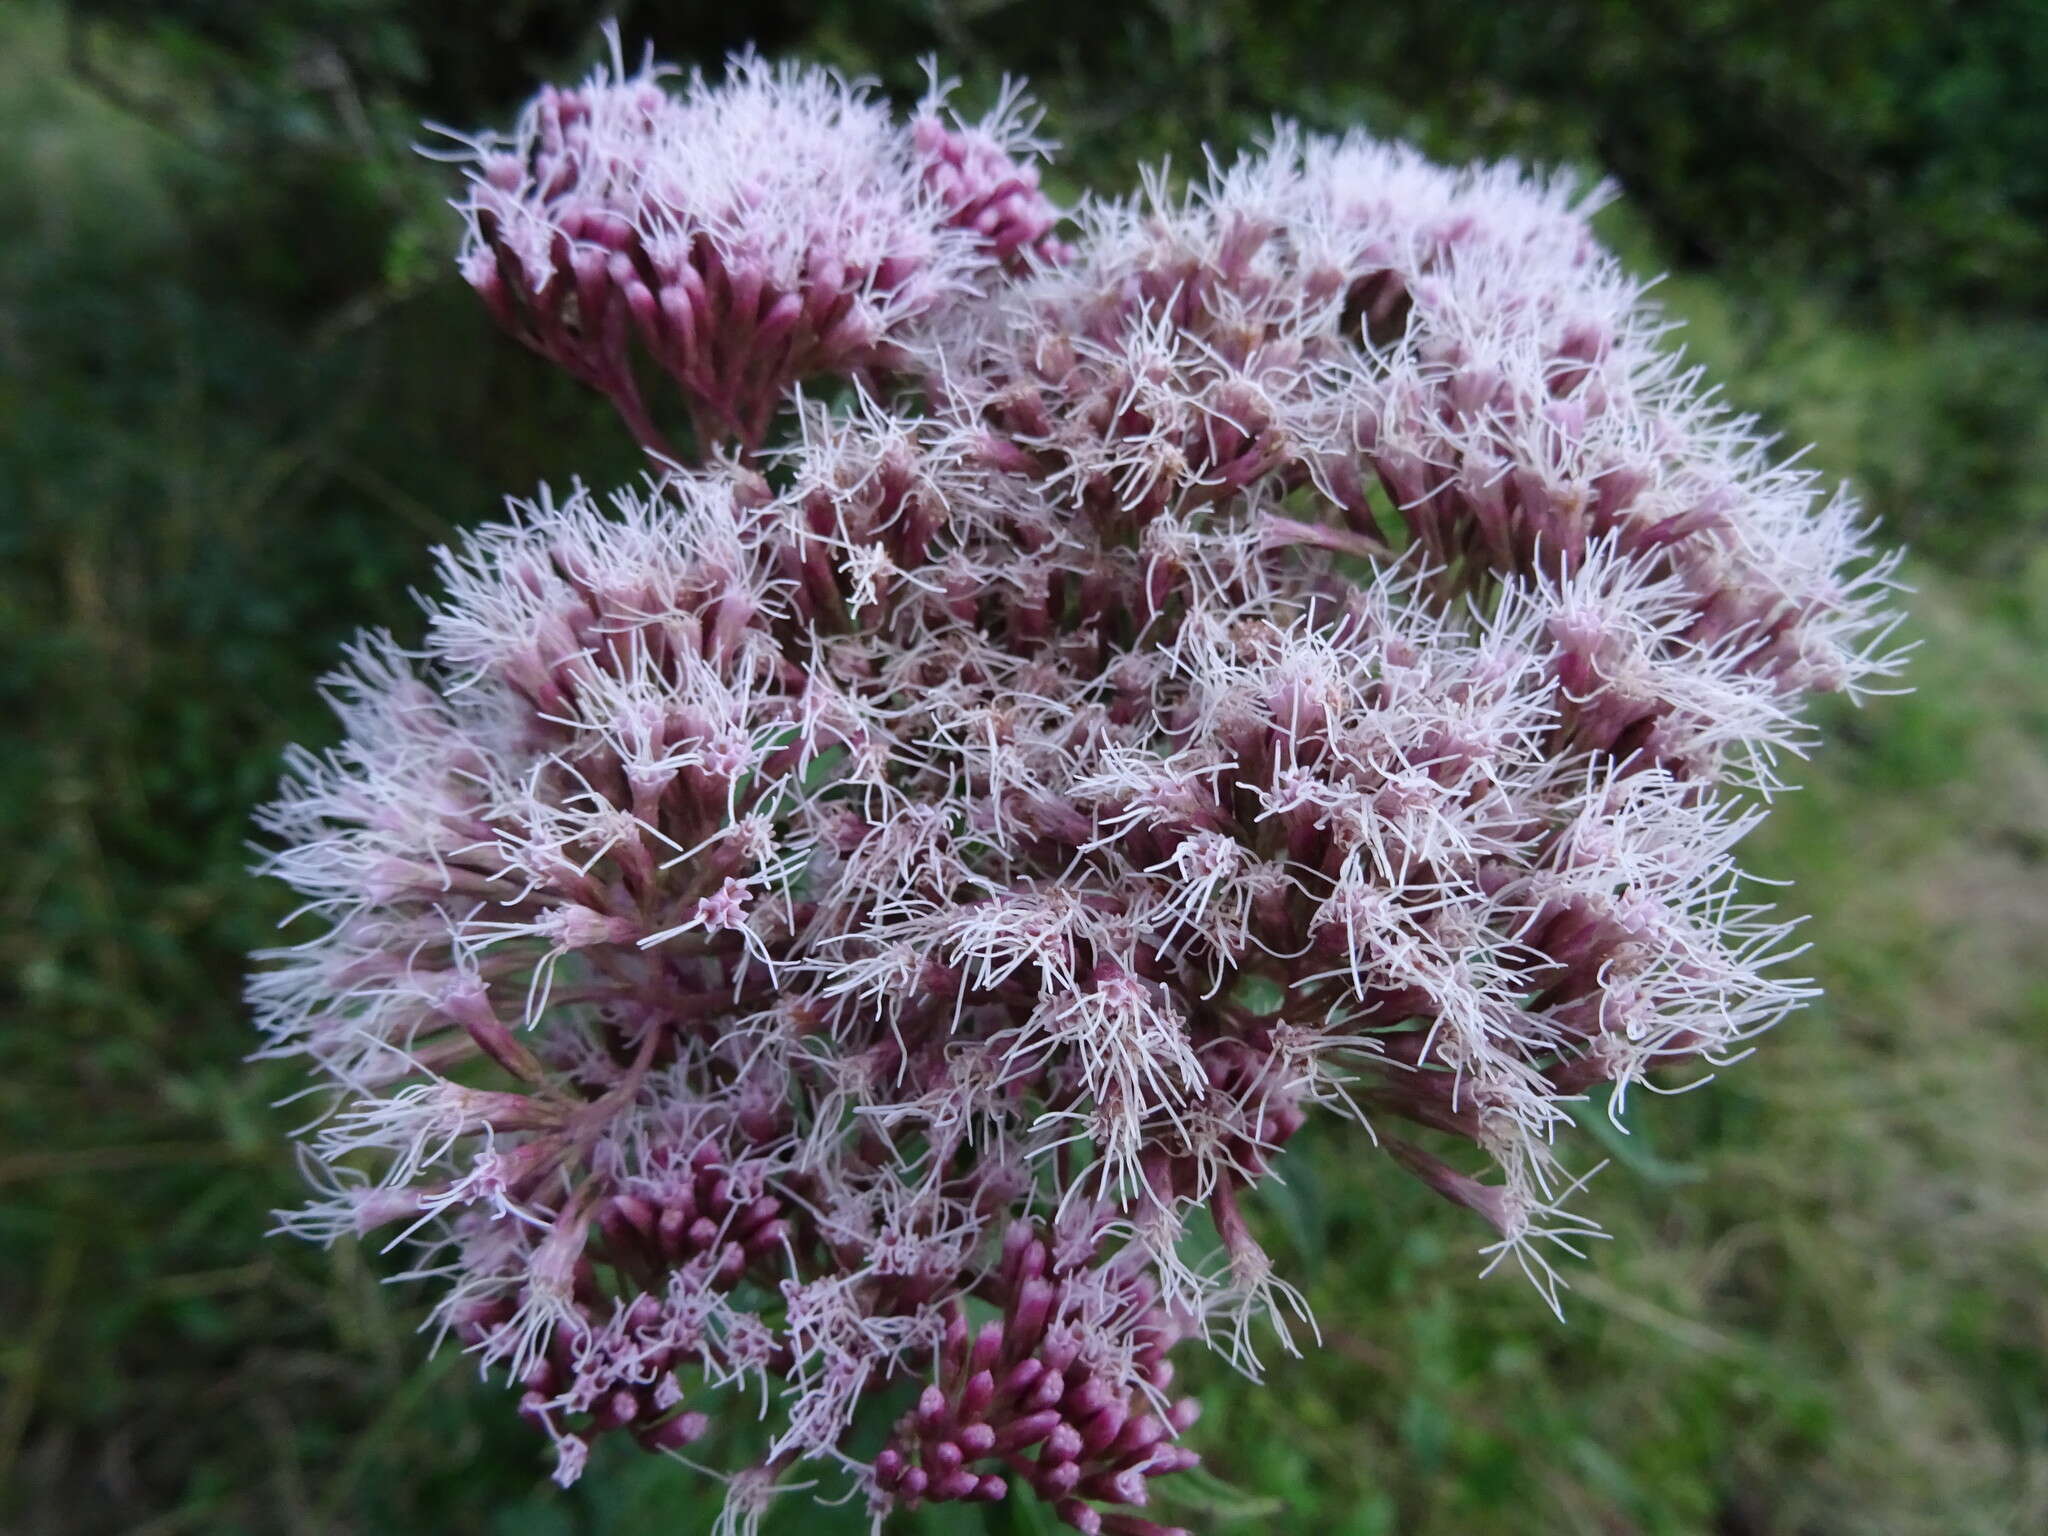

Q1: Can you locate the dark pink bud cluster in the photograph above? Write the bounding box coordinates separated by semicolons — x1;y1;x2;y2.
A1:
872;1222;1199;1532
259;37;1902;1533
446;1129;803;1480
913;76;1073;270
448;34;1067;454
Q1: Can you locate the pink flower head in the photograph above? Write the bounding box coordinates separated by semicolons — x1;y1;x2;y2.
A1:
261;39;1904;1534
448;30;1063;454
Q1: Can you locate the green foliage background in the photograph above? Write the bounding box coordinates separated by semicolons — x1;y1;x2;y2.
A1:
4;2;2045;1531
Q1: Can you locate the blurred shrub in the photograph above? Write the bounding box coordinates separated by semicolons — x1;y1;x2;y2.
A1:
65;0;2048;308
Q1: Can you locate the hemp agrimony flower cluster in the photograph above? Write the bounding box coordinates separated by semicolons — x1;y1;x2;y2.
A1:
254;36;1903;1534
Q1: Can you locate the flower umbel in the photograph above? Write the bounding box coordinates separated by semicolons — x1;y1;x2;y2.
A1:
261;37;1903;1534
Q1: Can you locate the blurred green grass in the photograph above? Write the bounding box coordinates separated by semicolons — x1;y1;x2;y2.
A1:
4;3;2045;1532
